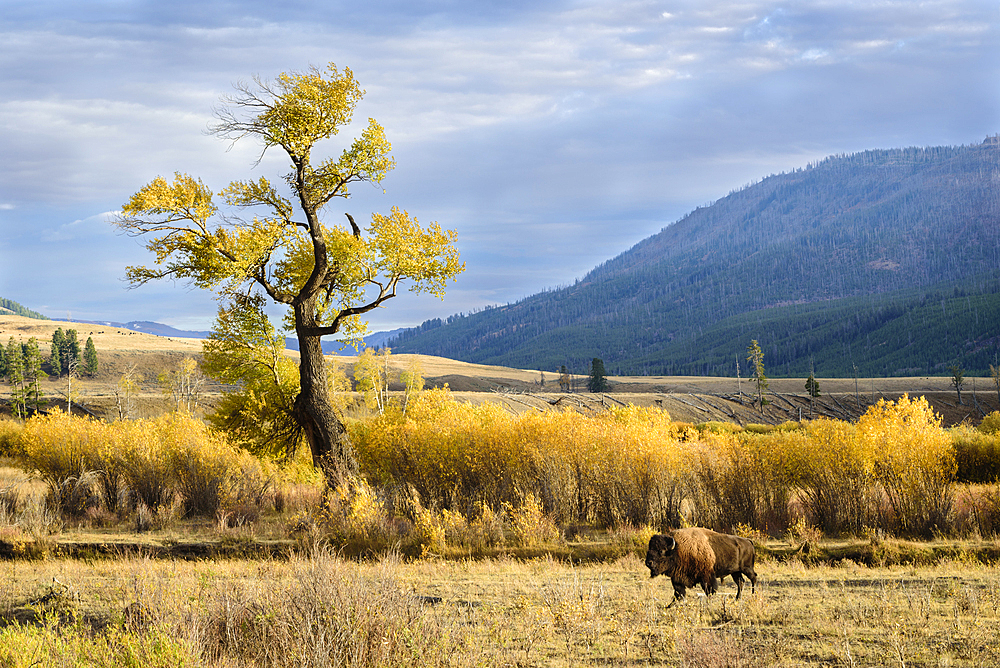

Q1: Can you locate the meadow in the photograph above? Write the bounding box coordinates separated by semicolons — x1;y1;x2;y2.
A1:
2;390;1000;665
2;549;1000;666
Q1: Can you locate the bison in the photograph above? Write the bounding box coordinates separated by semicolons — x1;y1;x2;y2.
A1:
645;528;757;605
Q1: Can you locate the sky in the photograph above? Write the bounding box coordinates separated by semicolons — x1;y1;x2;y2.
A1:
1;0;998;335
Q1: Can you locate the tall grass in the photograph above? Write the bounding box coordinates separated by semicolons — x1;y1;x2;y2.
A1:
198;548;455;667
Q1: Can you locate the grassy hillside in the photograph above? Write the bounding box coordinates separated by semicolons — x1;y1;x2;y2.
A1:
391;143;1000;376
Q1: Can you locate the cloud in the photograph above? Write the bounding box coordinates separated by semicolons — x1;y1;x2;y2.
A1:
41;211;118;242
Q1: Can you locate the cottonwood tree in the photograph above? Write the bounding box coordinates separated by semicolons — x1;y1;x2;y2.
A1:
558;365;571;393
950;365;965;406
747;339;768;413
158;357;206;413
354;347;394;415
114;63;463;480
399;356;425;414
113;365;142;420
60;356;81;416
202;295;303;459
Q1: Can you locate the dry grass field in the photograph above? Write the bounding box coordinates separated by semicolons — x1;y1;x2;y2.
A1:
2;548;1000;666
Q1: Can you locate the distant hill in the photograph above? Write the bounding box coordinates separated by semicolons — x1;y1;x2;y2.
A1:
50;317;402;355
50;318;212;339
284;327;408;355
0;298;48;320
390;141;1000;377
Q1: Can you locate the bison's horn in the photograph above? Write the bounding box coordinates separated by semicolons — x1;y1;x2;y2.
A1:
664;536;676;553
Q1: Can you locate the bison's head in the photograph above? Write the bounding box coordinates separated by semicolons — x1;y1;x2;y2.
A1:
645;534;677;578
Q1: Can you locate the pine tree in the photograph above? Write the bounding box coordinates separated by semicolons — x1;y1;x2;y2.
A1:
50;328;65;376
588;358;609;393
62;329;80;372
3;338;18;382
22;338;46;414
83;337;99;376
805;373;820;398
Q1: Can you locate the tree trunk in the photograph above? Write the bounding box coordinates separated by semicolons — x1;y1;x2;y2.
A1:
292;316;359;486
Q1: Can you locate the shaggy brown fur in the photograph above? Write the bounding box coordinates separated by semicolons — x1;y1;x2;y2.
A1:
645;527;757;605
671;528;717;586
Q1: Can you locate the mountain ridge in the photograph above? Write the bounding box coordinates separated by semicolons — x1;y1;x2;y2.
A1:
389;141;1000;377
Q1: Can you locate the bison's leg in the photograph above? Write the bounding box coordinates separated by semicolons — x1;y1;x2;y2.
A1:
667;583;687;607
746;568;757;594
701;575;719;596
732;572;744;599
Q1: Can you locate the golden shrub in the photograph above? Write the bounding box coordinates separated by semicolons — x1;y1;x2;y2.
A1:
798;418;880;534
411;505;446;554
17;411;110;483
0;418;22;457
506;493;560;547
15;411;273;522
857;395;956;536
693;428;804;534
352;390;537;513
978;411;1000;435
952;426;1000;483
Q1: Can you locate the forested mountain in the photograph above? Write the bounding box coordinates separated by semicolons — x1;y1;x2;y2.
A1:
0;298;48;320
390;141;1000;377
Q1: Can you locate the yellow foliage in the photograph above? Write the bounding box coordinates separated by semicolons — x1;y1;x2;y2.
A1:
796;419;880;533
951;426;1000;483
857;395;956;535
978;411;1000;435
0;419;22;457
354;347;395;413
692;428;804;532
17;410;111;482
412;506;446;555
368;207;465;298
350;392;972;538
506;493;560;547
15;411;271;518
350;391;694;528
